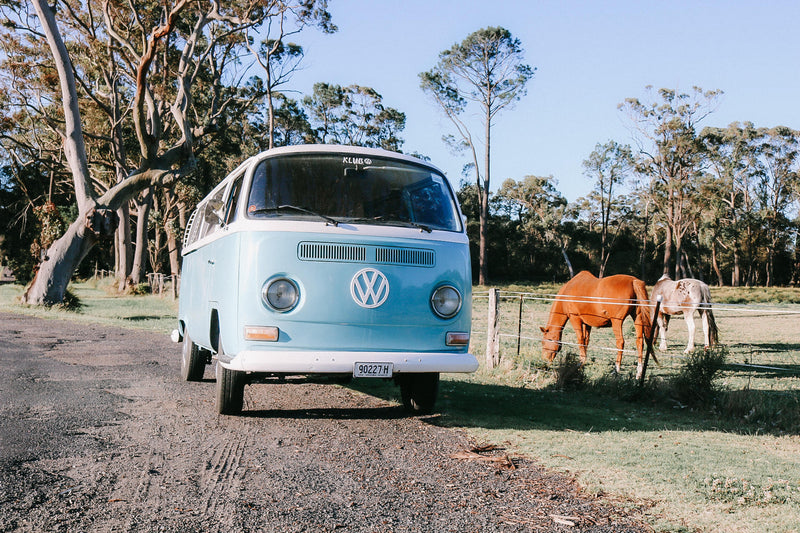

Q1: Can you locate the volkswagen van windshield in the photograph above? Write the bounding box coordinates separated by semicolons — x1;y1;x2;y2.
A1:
246;153;462;232
250;205;340;226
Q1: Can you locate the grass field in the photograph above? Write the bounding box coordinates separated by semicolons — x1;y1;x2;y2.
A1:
2;280;799;532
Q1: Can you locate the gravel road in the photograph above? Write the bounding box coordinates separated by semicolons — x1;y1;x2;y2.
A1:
0;312;651;532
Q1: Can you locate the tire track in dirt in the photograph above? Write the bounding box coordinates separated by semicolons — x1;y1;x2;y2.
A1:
0;313;652;532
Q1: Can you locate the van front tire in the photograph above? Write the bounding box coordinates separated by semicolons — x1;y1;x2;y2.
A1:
216;361;245;415
398;373;439;415
181;332;208;382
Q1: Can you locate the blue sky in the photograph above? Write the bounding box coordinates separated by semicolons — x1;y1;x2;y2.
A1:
287;0;800;201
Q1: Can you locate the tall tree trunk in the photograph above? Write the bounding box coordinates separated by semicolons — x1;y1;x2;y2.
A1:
663;219;673;278
130;188;153;285
164;189;182;278
23;0;99;304
24;210;117;304
115;203;133;290
561;244;574;279
479;110;491;286
711;240;723;286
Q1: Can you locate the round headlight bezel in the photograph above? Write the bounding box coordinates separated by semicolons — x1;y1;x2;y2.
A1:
431;285;462;319
262;277;300;312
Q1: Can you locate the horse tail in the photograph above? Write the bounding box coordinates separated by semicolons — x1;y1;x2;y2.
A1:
632;279;658;365
633;280;652;336
700;284;719;346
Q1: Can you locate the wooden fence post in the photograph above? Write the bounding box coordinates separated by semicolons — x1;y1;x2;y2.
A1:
516;295;523;356
639;296;661;386
485;288;500;369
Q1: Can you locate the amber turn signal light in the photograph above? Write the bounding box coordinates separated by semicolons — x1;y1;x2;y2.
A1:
244;326;279;342
446;332;470;346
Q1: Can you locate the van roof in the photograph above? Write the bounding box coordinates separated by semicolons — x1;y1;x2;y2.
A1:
241;144;444;175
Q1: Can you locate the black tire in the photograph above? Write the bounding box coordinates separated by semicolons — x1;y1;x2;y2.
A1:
398;373;439;415
180;331;207;382
216;361;245;415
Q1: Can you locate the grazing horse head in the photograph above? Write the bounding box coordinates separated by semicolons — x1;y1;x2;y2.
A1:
539;324;563;362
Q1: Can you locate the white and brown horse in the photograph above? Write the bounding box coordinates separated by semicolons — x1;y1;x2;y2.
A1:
650;275;719;353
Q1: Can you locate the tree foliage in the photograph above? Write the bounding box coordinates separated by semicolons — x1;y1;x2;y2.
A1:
420;26;533;285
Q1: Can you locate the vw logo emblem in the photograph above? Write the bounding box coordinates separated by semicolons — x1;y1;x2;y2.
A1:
350;268;389;309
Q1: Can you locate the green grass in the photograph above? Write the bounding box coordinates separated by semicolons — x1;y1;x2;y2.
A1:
2;279;799;531
362;283;800;532
0;278;178;332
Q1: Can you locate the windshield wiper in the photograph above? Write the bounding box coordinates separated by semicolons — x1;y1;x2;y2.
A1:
349;216;432;233
250;205;340;226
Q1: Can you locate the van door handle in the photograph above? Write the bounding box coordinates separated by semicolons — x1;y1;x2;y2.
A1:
208;260;215;265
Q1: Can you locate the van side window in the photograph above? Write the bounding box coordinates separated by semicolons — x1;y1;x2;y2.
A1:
224;176;243;225
199;188;225;239
183;208;201;248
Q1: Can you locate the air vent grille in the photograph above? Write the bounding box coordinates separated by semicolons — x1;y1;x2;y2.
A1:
298;242;435;267
376;247;435;267
298;242;366;262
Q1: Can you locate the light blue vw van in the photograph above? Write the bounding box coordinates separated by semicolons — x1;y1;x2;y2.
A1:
176;145;477;415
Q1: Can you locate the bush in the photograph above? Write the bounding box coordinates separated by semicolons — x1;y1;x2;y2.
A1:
54;288;83;312
549;352;586;390
129;282;151;295
669;347;727;406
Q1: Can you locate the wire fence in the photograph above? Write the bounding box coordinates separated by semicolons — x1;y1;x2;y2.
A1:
93;268;180;299
471;289;800;377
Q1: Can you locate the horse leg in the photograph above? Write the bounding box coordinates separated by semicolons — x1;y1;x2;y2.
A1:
701;310;710;349
612;320;625;375
632;317;647;380
581;324;592;365
684;311;696;353
569;316;589;364
657;312;669;351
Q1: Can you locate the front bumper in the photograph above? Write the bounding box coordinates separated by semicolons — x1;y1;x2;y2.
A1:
218;350;478;374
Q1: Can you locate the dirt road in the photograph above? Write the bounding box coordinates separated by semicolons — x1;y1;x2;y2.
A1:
0;312;650;532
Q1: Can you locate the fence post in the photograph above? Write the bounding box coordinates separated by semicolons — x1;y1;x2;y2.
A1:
639;296;661;387
485;288;500;369
516;295;523;356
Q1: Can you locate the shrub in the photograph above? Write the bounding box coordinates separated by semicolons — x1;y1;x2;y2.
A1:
669;347;727;406
130;282;151;295
54;288;83;312
550;352;586;390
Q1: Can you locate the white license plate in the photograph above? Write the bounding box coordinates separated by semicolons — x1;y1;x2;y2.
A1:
353;362;393;378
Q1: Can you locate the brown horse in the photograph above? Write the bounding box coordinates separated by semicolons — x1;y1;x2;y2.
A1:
650;275;719;353
540;271;654;378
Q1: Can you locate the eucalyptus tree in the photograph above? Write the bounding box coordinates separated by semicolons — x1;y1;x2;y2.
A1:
302;82;406;151
620;86;721;279
5;0;333;305
700;122;762;286
580;141;634;277
495;175;574;278
753;126;799;286
419;27;533;285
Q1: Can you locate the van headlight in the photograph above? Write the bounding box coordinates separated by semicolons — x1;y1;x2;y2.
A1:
431;285;462;319
262;278;299;312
